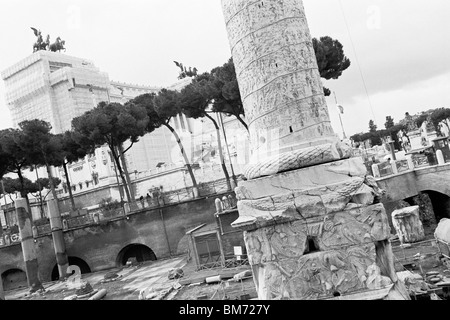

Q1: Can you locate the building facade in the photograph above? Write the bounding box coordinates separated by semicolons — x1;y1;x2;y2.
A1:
1;51;247;217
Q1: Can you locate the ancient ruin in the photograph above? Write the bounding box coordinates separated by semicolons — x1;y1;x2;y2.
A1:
221;0;409;299
392;206;426;244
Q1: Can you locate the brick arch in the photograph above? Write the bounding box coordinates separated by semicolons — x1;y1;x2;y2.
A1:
417;184;450;199
418;190;450;222
415;167;450;199
1;268;27;291
50;256;92;281
115;243;157;267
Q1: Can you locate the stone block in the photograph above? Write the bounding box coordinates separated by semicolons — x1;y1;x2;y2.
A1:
434;218;450;243
236;158;366;200
249;243;392;300
243;204;391;266
233;176;382;230
392;206;425;244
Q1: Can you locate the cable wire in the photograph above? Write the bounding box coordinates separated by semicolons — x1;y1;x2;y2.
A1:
338;0;377;126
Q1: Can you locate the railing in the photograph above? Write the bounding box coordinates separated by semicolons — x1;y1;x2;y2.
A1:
378;162;394;177
36;224;51;235
412;154;430;168
124;177;236;213
65;214;95;229
371;151;447;179
0;177;239;240
163;188;196;204
196;255;249;271
396;159;410;173
198;178;232;197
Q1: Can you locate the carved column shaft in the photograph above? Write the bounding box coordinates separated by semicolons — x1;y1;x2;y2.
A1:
47;196;69;279
222;0;340;172
15;198;43;292
221;0;408;300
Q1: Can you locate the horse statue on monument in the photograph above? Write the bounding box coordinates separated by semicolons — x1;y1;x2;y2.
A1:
31;27;50;52
31;27;66;53
49;37;66;52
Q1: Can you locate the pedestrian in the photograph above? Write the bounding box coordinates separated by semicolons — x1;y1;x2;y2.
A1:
139;195;144;208
146;193;151;206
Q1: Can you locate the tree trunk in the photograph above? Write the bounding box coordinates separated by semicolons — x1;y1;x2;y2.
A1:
218;112;238;186
235;114;248;131
17;169;32;221
109;150;124;202
62;161;76;212
46;165;60;207
33;166;44;219
110;146;133;203
164;123;198;190
205;114;231;191
117;143;135;200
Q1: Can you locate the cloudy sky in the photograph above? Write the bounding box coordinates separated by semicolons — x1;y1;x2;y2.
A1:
0;0;449;138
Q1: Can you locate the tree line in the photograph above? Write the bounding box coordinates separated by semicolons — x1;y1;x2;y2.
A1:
351;108;450;151
0;35;351;223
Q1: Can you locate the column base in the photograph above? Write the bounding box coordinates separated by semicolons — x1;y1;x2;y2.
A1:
234;157;409;300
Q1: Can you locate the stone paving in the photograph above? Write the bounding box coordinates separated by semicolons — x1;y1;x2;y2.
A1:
4;256;186;300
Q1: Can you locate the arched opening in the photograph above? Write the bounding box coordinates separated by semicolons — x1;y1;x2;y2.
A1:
116;244;157;266
398;191;448;235
421;190;450;223
51;256;91;281
2;269;27;291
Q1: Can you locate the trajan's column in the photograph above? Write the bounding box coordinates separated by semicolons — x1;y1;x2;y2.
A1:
221;0;409;300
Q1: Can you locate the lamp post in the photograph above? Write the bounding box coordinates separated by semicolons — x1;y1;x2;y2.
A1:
334;92;347;139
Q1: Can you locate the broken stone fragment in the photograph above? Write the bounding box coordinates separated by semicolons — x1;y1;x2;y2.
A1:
233;177;384;230
248;243;395;300
233;270;253;281
392;206;425;244
168;268;184;280
243;204;391;265
236;157;368;201
350;184;375;206
435;218;450;243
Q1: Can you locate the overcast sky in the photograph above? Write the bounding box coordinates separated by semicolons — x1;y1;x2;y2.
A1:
0;0;449;138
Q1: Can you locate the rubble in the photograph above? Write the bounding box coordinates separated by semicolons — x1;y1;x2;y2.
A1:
101;271;122;283
88;289;107;300
233;270;252;282
168;268;184;280
138;286;173;300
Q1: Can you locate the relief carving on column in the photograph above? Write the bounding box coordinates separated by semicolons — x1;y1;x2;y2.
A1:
222;0;340;170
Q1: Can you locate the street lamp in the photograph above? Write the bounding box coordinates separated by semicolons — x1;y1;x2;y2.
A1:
334;92;347;139
337;104;347;140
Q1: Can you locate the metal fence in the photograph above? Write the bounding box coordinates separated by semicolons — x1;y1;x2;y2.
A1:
197;255;249;271
392;238;440;264
412;154;430;168
124;178;236;212
198;179;232;197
